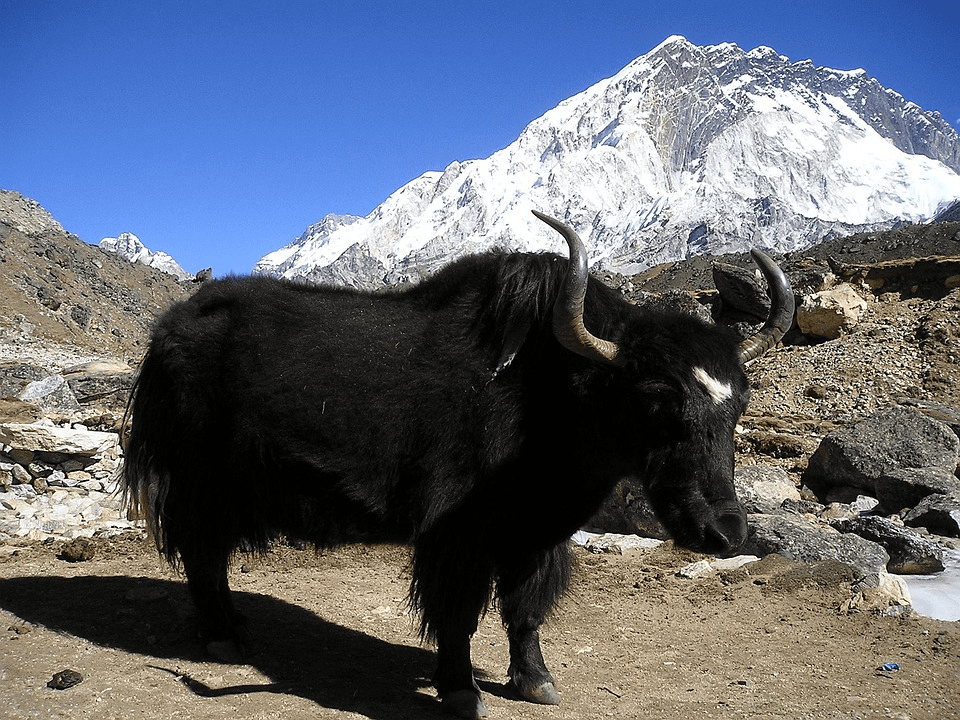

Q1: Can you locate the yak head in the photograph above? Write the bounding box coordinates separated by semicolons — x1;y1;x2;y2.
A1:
534;211;794;556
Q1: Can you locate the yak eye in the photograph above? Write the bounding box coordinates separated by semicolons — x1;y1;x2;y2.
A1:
637;382;681;417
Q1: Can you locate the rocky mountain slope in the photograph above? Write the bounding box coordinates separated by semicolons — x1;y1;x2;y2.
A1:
0;190;191;368
255;36;960;289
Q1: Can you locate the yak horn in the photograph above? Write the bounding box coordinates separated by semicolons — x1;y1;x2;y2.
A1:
533;211;622;365
738;249;795;364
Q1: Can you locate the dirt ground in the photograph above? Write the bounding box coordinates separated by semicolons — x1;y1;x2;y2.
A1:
1;535;958;720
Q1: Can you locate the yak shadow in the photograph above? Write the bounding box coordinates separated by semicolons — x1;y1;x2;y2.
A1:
0;573;449;720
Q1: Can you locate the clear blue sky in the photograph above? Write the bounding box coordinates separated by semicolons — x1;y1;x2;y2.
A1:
3;0;958;275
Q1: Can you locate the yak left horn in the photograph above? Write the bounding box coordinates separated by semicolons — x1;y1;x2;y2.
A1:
738;249;795;364
533;211;622;366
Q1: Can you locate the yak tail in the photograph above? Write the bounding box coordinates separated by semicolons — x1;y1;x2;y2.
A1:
120;345;175;559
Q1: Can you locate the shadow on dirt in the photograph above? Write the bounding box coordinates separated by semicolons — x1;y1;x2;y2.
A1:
0;574;447;719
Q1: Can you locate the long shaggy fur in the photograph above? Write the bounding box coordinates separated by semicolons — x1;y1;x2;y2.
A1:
122;242;754;704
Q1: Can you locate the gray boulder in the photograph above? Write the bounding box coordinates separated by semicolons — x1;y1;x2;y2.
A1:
903;493;960;537
18;375;82;418
744;513;889;575
712;261;770;319
874;467;960;514
899;399;960;439
0;362;47;398
830;516;944;574
804;405;960;498
585;479;668;539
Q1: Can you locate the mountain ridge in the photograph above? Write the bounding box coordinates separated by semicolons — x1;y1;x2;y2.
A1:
99;232;192;281
255;36;960;289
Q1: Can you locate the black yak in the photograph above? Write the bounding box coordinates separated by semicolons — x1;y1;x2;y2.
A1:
123;211;794;718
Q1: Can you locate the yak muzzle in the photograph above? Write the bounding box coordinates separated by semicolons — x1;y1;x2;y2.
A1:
700;500;748;556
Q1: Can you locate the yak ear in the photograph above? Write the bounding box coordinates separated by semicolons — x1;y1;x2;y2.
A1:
489;314;533;380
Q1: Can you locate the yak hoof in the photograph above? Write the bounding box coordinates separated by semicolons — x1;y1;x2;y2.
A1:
441;689;489;719
518;680;561;705
205;639;245;664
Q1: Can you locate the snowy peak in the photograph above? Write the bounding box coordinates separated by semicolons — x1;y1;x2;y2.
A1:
255;37;960;289
99;233;192;281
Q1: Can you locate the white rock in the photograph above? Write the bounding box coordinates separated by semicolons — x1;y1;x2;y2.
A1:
678;560;714;578
797;284;868;339
0;423;119;457
585;533;664;554
846;571;913;615
710;555;760;571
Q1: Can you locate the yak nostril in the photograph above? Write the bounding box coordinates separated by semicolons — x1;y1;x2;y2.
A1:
703;506;748;556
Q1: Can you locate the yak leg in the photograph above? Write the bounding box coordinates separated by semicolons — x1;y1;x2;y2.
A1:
412;530;493;719
496;541;572;705
179;544;248;662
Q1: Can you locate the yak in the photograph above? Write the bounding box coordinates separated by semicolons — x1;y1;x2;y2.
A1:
123;211;794;718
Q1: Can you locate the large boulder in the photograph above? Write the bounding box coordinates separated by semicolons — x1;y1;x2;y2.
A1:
903;493;960;537
873;467;960;514
899;399;960;439
744;513;890;575
18;374;82;418
62;360;135;424
804;405;960;502
712;261;770;319
796;283;868;339
830;516;944;574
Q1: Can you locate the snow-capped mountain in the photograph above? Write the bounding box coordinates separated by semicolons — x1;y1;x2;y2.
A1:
255;36;960;289
99;232;192;281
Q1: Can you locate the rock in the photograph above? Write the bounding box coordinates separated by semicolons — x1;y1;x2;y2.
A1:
8;448;34;465
584;533;663;554
62;360;135;418
59;537;96;562
734;466;801;514
0;422;119;457
18;374;82;417
710;555;760;571
0;362;46;398
796;283;868;339
744;513;890;575
830;516;944;574
712;262;770;319
874;467;960;513
899;399;960;439
850;495;881;514
632;288;714;324
47;669;83;690
678;559;713;578
842;572;913;616
804;405;960;497
903;494;960;537
585;480;668;539
11;463;31;484
27;461;51;478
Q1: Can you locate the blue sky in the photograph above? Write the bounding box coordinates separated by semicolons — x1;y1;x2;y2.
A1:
4;0;958;275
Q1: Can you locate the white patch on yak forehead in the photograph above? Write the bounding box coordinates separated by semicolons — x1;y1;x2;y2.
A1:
693;366;734;405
